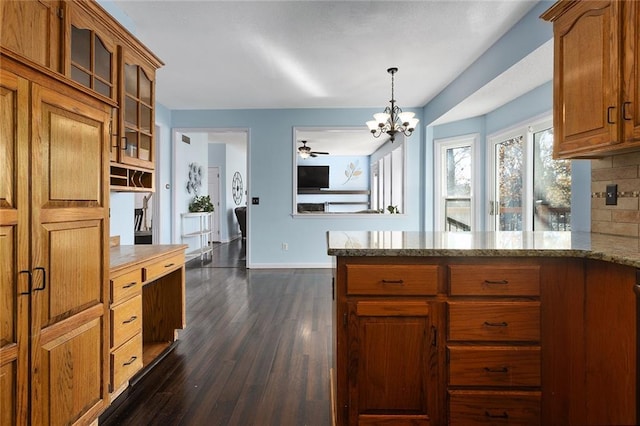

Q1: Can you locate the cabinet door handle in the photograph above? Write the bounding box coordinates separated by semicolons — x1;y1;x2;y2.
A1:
123;356;138;366
485;410;509;419
483;321;508;327
122;282;137;289
381;279;404;284
122;316;138;324
165;263;175;268
18;270;32;295
607;106;616;124
484;366;509;373
484;279;508;285
33;267;46;292
623;101;632;121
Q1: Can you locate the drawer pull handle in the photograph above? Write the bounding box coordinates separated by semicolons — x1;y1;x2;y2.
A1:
122;282;137;289
381;279;404;284
484;367;509;373
483;321;508;327
123;356;138;366
122;316;138;324
165;263;175;268
485;410;509;419
484;279;508;285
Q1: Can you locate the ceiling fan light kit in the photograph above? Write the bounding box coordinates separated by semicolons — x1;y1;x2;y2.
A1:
298;140;329;159
366;67;419;142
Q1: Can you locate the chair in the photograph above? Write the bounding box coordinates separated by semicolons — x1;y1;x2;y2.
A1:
234;206;246;239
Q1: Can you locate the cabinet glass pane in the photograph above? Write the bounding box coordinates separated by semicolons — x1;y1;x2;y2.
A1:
94;36;111;81
94;79;110;98
140;105;151;132
139;134;151;161
125;96;137;126
71;26;91;70
124;129;138;158
140;71;151;104
125;64;137;96
71;66;91;87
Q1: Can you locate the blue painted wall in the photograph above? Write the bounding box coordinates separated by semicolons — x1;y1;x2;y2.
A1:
104;0;590;267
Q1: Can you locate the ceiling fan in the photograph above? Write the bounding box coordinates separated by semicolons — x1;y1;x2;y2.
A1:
298;140;329;158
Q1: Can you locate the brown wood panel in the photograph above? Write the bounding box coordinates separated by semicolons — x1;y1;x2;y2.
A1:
448;346;540;387
448;390;540;426
346;264;439;296
39;317;103;426
111;295;142;349
584;260;636;425
0;67;29;426
548;0;620;157
448;301;540;342
111;333;142;391
348;300;436;425
448;264;540;296
110;269;141;305
142;252;184;283
142;269;185;347
0;0;62;71
623;0;640;143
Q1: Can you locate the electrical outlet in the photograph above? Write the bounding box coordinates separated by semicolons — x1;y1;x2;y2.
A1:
606;184;618;205
282;243;288;251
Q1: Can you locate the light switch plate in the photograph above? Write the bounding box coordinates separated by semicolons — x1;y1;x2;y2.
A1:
606;184;617;205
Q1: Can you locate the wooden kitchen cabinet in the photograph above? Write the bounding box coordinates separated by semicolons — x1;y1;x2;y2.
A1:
542;0;640;158
446;263;542;425
65;0;163;191
0;56;111;425
0;0;63;72
334;258;443;426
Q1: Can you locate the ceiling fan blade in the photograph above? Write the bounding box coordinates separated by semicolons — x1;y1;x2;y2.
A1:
310;153;317;157
311;151;329;155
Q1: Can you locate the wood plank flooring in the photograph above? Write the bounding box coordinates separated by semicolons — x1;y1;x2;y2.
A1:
101;240;334;425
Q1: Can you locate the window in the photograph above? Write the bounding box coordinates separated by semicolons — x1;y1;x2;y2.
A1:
370;144;404;213
488;116;571;231
434;134;479;231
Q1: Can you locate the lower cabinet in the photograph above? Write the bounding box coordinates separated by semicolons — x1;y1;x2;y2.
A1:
347;300;438;425
333;256;637;426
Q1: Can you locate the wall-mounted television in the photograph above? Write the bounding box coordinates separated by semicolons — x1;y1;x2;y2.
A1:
298;165;330;189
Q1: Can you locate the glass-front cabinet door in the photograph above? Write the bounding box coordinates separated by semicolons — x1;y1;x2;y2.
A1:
120;51;155;169
68;7;116;100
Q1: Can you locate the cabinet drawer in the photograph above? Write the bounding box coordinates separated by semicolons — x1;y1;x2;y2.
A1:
449;390;540;426
111;269;141;304
111;295;142;349
143;252;184;282
111;333;143;391
345;264;439;295
448;346;540;387
449;265;540;296
448;302;540;342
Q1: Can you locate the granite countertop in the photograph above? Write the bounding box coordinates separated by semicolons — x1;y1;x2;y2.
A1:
327;231;640;268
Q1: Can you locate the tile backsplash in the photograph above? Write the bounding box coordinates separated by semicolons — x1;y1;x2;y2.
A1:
592;152;640;237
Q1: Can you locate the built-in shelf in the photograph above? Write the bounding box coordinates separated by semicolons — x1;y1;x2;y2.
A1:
297;189;370;195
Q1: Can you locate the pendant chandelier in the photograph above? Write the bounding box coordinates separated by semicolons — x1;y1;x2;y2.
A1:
366;67;419;142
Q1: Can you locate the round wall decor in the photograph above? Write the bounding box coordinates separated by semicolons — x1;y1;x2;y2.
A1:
232;171;243;205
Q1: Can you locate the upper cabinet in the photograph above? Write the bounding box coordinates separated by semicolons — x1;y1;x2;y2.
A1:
67;1;163;191
0;0;63;71
542;0;640;158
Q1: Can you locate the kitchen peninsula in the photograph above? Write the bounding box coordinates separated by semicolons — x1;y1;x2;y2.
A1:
329;231;638;426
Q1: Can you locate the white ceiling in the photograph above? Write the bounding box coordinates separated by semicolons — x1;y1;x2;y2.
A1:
111;0;548;118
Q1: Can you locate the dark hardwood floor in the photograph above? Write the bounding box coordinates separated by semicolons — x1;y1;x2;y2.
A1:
101;239;334;425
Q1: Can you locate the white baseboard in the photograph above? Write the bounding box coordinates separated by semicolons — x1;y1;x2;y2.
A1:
247;262;333;269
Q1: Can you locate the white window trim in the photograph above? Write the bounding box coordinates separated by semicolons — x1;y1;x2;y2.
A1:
433;133;480;232
486;112;552;231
